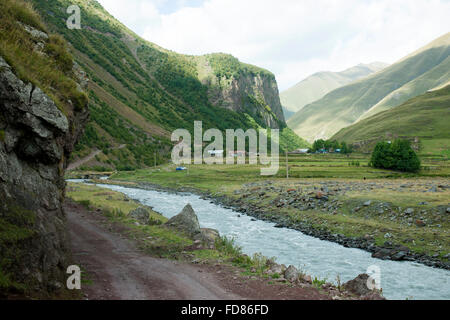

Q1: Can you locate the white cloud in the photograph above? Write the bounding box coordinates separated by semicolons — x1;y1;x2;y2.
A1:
97;0;450;90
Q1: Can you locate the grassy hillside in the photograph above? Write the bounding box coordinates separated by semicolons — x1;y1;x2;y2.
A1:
0;0;87;116
332;85;450;156
288;33;450;142
31;0;307;170
280;62;387;116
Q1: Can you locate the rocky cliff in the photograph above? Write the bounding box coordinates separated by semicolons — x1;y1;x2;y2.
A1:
0;51;88;296
198;54;286;128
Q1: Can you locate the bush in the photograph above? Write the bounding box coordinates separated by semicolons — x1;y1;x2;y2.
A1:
369;140;421;172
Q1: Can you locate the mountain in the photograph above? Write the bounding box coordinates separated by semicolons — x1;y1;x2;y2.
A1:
332;84;450;156
287;33;450;142
31;0;307;171
280;62;388;117
0;0;89;296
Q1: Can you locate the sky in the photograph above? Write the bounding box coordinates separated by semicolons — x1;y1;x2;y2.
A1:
96;0;450;91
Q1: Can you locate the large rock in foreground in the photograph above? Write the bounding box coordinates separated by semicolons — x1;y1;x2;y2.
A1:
0;52;88;297
165;204;201;237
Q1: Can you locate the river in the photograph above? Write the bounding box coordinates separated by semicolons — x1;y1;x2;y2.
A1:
69;180;450;300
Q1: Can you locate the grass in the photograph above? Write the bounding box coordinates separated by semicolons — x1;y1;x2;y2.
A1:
67;183;166;223
0;0;88;113
109;153;449;194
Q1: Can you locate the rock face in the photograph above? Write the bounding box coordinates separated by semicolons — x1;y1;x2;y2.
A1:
200;65;285;128
0;56;88;295
165;204;201;236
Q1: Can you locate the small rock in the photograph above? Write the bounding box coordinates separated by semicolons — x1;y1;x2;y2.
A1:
391;251;407;261
404;208;414;215
343;274;382;297
363;201;372;206
284;265;299;282
415;220;426;227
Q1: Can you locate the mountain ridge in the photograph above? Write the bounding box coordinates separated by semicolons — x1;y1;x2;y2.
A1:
287;32;450;142
331;84;450;155
280;62;388;116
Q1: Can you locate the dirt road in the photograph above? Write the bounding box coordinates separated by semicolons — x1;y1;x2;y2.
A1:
65;201;329;300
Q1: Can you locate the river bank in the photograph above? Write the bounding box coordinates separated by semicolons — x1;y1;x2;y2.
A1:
84;176;449;271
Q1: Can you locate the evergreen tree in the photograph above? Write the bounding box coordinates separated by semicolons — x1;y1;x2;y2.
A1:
370;140;421;172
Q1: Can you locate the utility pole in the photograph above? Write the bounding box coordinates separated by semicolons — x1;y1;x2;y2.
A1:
286;151;289;179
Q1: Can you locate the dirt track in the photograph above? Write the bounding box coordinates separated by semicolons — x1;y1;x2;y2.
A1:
65;201;328;300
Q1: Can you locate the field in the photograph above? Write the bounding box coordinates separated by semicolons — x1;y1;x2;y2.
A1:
107;153;450;192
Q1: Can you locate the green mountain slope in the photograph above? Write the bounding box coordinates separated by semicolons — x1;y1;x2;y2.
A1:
332;85;450;156
287;33;450;142
31;0;307;170
280;62;388;117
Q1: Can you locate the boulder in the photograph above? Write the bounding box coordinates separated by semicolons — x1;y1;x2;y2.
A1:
343;274;377;297
284;265;299;282
129;207;150;225
195;228;220;247
166;204;201;237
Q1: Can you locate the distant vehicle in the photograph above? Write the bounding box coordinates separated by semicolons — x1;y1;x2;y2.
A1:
176;167;187;171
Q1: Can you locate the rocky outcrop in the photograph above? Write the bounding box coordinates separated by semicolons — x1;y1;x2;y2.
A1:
201;68;285;128
165;204;201;237
0;56;88;296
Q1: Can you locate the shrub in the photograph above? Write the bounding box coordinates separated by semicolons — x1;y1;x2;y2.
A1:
369;139;421;172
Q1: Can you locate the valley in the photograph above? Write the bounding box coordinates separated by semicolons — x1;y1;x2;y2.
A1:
0;0;448;303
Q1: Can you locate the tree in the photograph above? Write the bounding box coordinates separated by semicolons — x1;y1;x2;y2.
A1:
369;140;420;172
391;139;421;172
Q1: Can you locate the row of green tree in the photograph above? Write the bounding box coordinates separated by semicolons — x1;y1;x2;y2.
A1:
309;139;353;154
